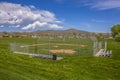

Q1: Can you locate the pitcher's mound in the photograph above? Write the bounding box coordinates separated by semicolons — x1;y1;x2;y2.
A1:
50;49;75;54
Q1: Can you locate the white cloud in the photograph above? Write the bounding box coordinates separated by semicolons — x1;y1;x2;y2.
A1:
22;21;62;30
83;23;92;28
9;25;20;28
47;24;63;29
84;0;120;10
0;2;63;30
55;0;120;10
0;25;4;28
92;19;106;23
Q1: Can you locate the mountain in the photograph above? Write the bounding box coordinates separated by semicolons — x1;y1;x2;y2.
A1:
64;28;88;33
33;28;89;35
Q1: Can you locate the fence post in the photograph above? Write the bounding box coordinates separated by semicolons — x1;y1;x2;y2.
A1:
104;42;107;52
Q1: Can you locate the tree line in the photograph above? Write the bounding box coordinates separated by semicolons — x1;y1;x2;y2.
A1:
111;24;120;41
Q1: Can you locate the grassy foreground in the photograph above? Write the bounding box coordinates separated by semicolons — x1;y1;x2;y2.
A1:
0;38;120;80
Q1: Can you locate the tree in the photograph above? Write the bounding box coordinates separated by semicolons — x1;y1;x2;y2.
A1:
2;31;9;37
111;24;120;41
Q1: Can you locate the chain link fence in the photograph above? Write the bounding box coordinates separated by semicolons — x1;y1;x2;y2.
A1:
9;37;100;57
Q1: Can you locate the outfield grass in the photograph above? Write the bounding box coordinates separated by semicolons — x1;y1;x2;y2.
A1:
0;38;120;80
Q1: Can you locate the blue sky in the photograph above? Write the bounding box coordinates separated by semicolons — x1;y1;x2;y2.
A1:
0;0;120;32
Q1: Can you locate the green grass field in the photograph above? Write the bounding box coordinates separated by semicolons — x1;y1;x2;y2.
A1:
0;38;120;80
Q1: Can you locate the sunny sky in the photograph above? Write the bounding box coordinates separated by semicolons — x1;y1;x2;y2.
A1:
0;0;120;32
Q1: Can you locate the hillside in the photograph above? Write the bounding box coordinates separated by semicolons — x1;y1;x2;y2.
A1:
0;29;111;39
33;28;89;36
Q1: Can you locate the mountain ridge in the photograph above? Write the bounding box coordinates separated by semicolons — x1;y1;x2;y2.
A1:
33;28;89;34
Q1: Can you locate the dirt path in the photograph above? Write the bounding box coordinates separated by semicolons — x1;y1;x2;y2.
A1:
50;49;76;54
